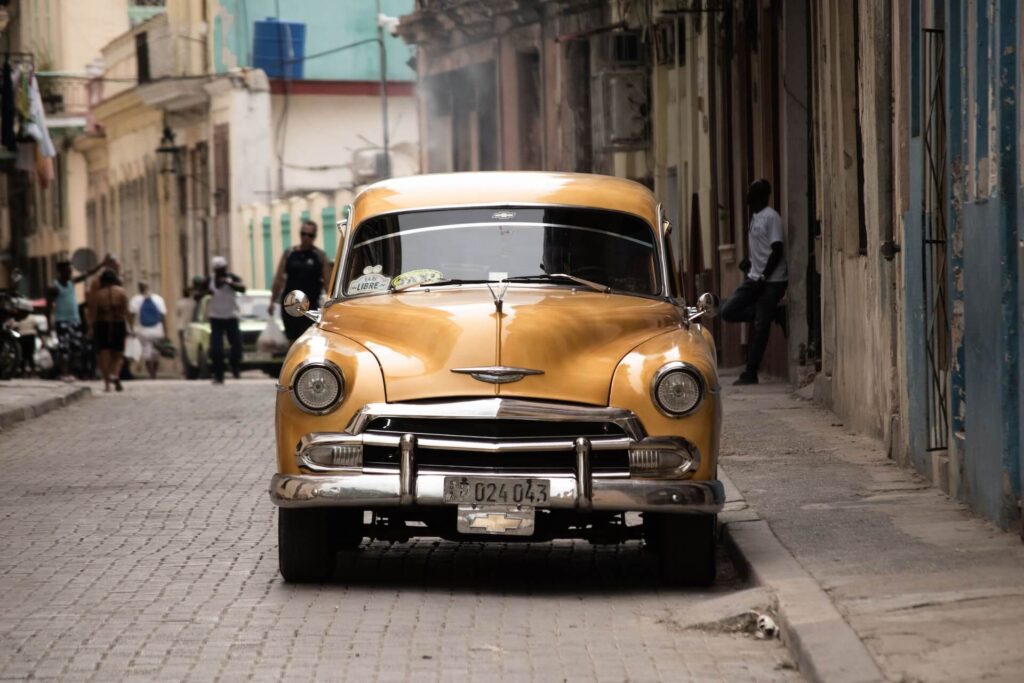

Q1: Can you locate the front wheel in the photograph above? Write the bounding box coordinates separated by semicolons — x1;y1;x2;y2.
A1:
197;347;210;379
644;513;717;587
0;335;22;379
182;347;199;380
278;508;364;583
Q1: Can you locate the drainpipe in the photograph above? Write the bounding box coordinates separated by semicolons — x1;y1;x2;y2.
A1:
874;1;900;460
376;0;392;179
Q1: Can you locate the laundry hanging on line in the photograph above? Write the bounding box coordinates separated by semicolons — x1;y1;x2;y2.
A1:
1;55;57;188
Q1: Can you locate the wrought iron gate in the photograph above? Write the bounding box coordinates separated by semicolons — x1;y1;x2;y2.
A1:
922;29;949;451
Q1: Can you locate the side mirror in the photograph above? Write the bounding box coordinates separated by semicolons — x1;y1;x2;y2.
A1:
283;290;320;322
697;292;719;319
685;292;719;323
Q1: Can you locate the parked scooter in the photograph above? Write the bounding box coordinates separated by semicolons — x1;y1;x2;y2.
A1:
0;270;33;379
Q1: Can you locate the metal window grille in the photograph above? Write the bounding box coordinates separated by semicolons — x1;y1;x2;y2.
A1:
921;28;949;451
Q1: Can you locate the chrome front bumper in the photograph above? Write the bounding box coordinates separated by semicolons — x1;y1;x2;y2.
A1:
270;472;724;513
269;398;723;514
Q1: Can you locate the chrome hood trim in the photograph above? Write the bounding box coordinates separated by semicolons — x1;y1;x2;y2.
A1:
451;366;544;384
345;398;645;441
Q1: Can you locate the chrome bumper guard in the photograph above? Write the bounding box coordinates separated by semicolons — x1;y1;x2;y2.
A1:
270;471;724;513
270;399;724;514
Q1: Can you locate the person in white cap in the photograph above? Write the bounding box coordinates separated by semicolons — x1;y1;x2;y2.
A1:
207;256;246;384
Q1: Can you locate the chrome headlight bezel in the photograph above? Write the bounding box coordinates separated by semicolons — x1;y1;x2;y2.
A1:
290;360;345;415
651;361;706;417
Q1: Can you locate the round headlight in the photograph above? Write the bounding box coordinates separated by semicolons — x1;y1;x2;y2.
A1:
293;363;344;413
652;364;705;416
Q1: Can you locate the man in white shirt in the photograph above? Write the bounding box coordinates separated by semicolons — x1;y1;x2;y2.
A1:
208;256;246;384
720;179;788;385
129;281;167;379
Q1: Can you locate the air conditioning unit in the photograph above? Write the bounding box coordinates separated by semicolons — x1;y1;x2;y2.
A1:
352;148;392;185
591;69;648;151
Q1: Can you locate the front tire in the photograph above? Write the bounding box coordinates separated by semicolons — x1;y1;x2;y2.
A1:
278;508;364;583
197;347;210;379
0;336;22;379
182;347;199;379
645;513;717;587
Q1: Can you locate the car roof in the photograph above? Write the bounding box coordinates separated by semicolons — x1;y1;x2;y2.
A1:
351;172;658;227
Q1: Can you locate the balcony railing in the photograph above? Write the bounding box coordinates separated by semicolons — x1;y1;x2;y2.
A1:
36;74;91;119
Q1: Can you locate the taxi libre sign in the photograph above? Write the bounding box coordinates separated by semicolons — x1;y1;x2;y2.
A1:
349;265;389;292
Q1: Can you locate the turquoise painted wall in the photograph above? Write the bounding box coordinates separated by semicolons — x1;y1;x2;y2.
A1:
262;216;273;287
212;0;416;81
322;206;336;258
942;0;1021;528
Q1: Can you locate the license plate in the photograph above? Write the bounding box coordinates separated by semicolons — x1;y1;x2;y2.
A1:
443;476;550;506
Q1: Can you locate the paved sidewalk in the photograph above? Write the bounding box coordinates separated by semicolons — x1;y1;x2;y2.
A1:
721;376;1024;682
0;379;91;430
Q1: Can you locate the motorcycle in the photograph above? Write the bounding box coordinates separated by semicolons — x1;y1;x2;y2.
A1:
0;269;33;379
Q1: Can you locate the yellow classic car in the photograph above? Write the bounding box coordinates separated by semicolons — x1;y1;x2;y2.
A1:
271;172;723;584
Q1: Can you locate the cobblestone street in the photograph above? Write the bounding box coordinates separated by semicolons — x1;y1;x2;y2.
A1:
0;381;796;682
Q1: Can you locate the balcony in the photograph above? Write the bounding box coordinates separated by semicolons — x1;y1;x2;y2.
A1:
37;74;90;120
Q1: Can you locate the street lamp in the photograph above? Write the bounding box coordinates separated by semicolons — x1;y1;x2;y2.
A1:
154;126;227;280
156;126;182;175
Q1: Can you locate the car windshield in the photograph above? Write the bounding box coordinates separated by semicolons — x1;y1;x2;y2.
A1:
342;206;661;297
237;294;271;320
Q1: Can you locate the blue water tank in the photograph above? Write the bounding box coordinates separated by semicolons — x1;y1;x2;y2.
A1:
253;17;306;79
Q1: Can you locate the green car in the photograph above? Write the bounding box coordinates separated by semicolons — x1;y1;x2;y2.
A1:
181;289;288;379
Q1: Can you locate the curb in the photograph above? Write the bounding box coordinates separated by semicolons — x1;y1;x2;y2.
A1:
0;385;91;431
719;469;885;683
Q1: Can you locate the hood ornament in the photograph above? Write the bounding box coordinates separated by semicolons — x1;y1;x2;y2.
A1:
486;281;509;314
452;366;544;384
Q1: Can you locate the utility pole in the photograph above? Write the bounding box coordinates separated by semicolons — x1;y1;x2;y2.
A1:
376;0;392;179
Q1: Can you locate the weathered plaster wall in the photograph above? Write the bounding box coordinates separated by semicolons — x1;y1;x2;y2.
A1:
268;92;419;193
779;0;811;385
812;0;897;439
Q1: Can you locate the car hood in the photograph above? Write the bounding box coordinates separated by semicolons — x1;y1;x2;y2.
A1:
321;287;681;405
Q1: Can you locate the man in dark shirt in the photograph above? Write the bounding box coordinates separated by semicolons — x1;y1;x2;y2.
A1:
269;219;331;343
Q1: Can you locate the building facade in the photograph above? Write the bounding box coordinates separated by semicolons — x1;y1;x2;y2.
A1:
0;0;133;297
397;0;1023;532
73;0;419;369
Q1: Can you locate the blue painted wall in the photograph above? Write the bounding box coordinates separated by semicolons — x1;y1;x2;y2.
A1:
943;0;1021;527
212;0;416;81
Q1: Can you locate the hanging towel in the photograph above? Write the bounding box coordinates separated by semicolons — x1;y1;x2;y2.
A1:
22;73;55;158
1;58;15;151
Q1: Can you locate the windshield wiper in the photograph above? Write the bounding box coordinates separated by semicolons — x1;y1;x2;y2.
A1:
391;278;495;292
504;273;610;294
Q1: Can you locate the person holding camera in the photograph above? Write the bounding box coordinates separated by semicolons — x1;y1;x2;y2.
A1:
719;179;788;385
208;256;246;384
